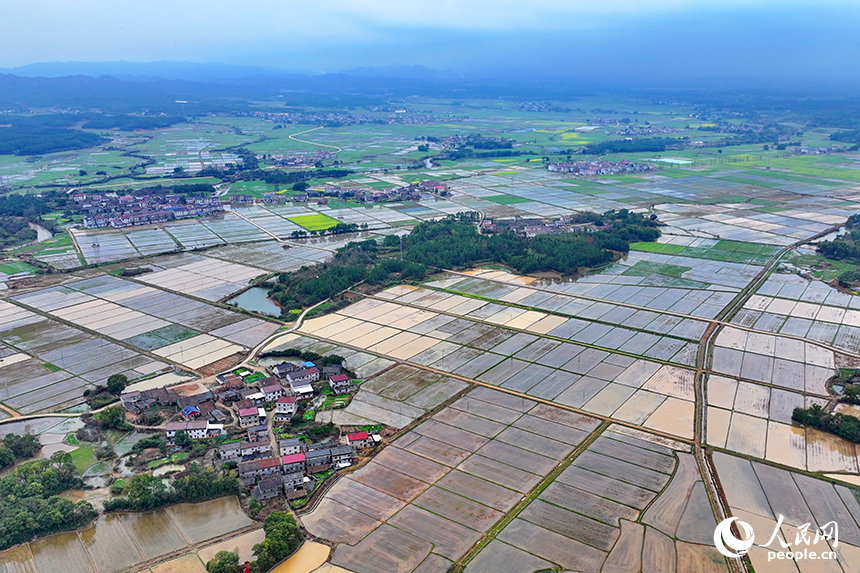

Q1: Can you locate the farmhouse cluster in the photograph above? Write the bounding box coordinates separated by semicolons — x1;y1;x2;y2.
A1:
546;160;654;175
74;192;225;228
226;430;377;501
480;214;598;237
118;352;373;501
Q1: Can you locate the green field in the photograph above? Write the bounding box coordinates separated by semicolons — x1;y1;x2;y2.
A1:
484;195;532;205
630;239;783;265
287;214;340;231
0;261;37;274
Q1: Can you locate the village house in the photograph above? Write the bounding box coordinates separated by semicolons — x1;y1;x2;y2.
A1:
321;364;342;377
329;374;352;395
246;425;268;442
245;391;266;406
289;379;314;400
120;387;179;414
261;382;285;402
331;445;355;468
272;363;299;378
165;420;224;443
238;460;262;484
238;456;282;485
281;452;306;474
274;396;297;421
346;431;374;450
238;407;266;427
282;471;308;492
305;448;333;471
278;437;304;456
180;405;201;420
219;441;242;460
239;439;272;459
252;476;282;501
284;367;320;384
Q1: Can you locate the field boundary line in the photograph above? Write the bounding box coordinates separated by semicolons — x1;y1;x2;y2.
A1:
451;420;611;573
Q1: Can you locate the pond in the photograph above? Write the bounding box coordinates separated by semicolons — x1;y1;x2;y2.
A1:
227;287;283;318
28;222;53;242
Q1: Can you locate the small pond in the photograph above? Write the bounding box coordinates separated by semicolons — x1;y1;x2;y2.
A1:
227;287;282;318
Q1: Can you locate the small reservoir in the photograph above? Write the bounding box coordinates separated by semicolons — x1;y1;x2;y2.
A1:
227;286;282;317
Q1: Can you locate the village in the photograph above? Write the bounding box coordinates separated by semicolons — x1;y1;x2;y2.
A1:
546;159;654;175
119;352;379;504
75;191;225;228
480;214;604;237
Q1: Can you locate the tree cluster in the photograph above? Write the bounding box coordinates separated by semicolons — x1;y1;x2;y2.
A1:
238;168;352;186
0;452;95;549
0;216;37;249
793;404;860;443
817;214;860;286
268;210;659;311
94;405;133;430
581;137;680;155
205;512;304;573
258;348;345;366
103;463;239;512
80;115;183;131
0;115;108;156
267;238;425;312
403;210;659;276
0;433;41;469
83;373;129;408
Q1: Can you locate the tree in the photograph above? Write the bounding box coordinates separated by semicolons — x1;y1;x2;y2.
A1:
106;374;128;394
252;512;304;573
95;406;132;430
0;447;14;469
124;474;168;510
382;234;399;248
173;430;191;448
206;551;241;573
292;181;309;191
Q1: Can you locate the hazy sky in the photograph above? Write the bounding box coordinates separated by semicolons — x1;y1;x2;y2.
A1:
3;0;859;86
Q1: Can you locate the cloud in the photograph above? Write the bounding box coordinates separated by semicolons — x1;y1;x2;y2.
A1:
0;0;858;88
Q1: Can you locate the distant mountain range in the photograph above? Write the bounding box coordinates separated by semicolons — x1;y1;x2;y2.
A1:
0;61;538;113
0;61;462;83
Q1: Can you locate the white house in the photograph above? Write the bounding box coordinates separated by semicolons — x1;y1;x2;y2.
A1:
238;407;266;427
261;383;284;402
166;420;224;442
274;396;298;421
289;379;314;399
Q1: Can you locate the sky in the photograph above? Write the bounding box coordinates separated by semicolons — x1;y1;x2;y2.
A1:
2;0;860;87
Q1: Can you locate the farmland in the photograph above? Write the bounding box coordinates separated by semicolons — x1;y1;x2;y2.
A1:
2;93;860;573
287;214;340;231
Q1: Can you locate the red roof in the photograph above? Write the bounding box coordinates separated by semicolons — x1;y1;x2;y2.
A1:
282;452;306;464
238;407;259;417
277;396;297;404
259;457;282;469
348;431;368;442
330;374;349;383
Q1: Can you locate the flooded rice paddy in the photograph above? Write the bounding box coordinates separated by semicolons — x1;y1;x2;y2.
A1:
0;496;254;573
